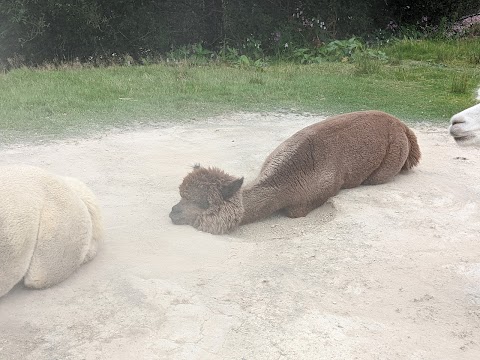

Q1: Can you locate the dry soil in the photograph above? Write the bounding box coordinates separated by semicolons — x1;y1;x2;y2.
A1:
0;112;479;360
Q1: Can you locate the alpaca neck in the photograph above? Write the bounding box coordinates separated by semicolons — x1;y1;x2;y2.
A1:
239;184;282;225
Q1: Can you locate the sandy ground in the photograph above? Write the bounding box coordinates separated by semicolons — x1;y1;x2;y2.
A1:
0;112;479;360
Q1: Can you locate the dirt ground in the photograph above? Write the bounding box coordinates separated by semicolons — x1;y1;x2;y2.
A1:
0;112;479;360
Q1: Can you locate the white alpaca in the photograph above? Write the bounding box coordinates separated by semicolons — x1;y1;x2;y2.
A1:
0;165;103;298
449;88;480;147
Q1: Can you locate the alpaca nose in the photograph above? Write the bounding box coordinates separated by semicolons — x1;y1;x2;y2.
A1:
451;117;466;126
170;203;187;224
170;204;181;215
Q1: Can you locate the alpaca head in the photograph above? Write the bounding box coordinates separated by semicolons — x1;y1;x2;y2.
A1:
449;88;480;147
169;165;245;234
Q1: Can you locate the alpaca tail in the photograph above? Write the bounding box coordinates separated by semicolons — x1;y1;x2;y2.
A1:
402;126;421;170
63;177;104;263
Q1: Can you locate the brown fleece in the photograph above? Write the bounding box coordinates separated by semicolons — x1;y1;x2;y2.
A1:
170;111;421;234
170;166;244;234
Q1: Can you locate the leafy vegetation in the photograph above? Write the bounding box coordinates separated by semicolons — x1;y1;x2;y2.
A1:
1;0;478;68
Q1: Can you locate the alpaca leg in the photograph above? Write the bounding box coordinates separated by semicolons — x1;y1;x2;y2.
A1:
23;196;92;289
1;263;28;298
0;219;38;297
363;134;409;185
284;203;316;218
284;195;331;218
284;202;323;218
285;177;340;218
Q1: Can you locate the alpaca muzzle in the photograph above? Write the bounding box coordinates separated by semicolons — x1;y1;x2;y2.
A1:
169;204;186;224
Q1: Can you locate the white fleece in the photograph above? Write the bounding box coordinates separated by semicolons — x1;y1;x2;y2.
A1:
0;165;103;298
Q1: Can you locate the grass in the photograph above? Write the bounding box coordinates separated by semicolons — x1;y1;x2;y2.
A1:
381;37;480;66
1;38;479;144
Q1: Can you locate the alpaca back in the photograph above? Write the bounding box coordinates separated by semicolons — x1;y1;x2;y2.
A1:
256;111;407;190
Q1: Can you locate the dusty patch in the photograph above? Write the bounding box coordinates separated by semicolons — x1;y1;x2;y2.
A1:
0;112;479;359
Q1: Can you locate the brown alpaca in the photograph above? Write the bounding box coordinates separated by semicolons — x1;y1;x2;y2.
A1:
170;111;421;234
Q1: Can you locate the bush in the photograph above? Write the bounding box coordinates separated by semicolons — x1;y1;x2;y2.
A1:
0;0;477;67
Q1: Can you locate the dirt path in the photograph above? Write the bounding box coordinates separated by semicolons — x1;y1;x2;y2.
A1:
0;112;479;360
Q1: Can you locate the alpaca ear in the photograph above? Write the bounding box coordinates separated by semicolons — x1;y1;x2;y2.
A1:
221;177;244;200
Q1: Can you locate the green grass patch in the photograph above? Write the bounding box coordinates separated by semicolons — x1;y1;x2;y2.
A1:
1;41;479;144
382;38;480;67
